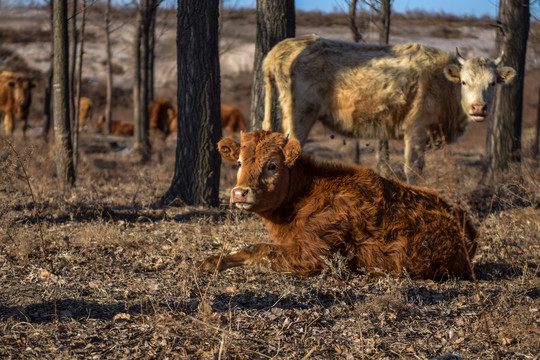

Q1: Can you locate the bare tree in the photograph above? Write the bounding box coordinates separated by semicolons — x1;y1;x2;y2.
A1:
42;0;54;141
249;0;295;131
487;0;529;176
69;0;77;134
160;0;221;207
104;0;113;134
535;78;540;156
52;0;75;186
132;4;150;160
72;0;87;171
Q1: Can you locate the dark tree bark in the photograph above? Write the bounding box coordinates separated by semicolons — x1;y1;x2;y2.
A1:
486;0;529;175
159;0;221;207
133;5;150;159
42;0;54;141
73;0;86;171
52;0;75;186
376;0;391;173
69;0;77;136
104;0;113;134
534;77;540;157
249;0;295;131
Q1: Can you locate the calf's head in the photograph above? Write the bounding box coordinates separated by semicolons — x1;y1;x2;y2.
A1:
444;49;516;122
218;130;301;214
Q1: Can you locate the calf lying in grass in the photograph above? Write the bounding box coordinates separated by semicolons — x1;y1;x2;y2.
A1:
199;130;477;279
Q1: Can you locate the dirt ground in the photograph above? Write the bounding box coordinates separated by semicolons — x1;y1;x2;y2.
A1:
1;6;539;360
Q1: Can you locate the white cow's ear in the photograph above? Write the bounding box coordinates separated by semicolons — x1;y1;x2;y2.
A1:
218;137;240;162
497;67;516;84
283;138;301;167
443;64;461;83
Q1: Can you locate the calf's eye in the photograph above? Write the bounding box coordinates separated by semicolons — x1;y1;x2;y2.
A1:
267;163;277;171
237;161;242;167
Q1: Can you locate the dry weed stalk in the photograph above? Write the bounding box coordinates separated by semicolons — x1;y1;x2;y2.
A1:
193;199;234;312
4;140;47;258
459;214;501;360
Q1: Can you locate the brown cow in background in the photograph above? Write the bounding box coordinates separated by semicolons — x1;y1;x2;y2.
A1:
198;130;477;280
149;98;177;141
0;71;34;138
148;99;246;140
96;115;134;136
221;104;247;137
76;97;94;131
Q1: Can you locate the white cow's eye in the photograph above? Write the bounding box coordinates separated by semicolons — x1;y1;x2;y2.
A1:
462;81;467;86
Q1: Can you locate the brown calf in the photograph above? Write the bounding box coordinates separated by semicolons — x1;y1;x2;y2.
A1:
198;130;477;280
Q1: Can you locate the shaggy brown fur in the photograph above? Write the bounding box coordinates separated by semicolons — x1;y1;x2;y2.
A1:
262;35;516;184
96;115;134;136
0;71;34;138
198;130;477;280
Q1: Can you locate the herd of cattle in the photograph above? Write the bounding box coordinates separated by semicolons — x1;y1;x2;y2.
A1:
1;35;518;280
0;73;248;142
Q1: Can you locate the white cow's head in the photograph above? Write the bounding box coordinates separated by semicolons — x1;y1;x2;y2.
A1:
444;49;516;122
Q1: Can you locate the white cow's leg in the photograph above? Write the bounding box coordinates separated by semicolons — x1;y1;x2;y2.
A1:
376;139;390;177
403;134;426;185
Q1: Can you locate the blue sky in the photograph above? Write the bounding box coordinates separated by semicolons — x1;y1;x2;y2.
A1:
228;0;499;18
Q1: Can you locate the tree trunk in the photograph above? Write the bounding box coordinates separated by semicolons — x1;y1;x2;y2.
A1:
42;1;54;141
133;5;147;158
69;0;77;138
533;77;540;157
148;5;156;102
486;0;529;176
73;0;86;171
104;0;113;134
376;0;391;173
249;0;295;131
160;0;221;207
138;0;152;161
52;0;75;186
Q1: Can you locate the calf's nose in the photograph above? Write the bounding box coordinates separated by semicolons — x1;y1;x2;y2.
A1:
471;104;487;114
231;187;250;203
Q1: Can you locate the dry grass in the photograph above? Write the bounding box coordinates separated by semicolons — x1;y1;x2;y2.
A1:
0;123;539;360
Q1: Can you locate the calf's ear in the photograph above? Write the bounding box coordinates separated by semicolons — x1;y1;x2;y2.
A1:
497;67;516;84
218;137;240;162
443;64;461;83
283;139;301;167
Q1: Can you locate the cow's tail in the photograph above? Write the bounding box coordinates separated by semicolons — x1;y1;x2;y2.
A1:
262;60;273;131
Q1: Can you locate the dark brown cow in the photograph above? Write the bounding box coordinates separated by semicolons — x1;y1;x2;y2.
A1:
221;104;247;137
96;115;134;136
198;130;477;280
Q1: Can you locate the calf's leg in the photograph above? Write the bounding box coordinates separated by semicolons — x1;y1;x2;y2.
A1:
197;243;321;276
